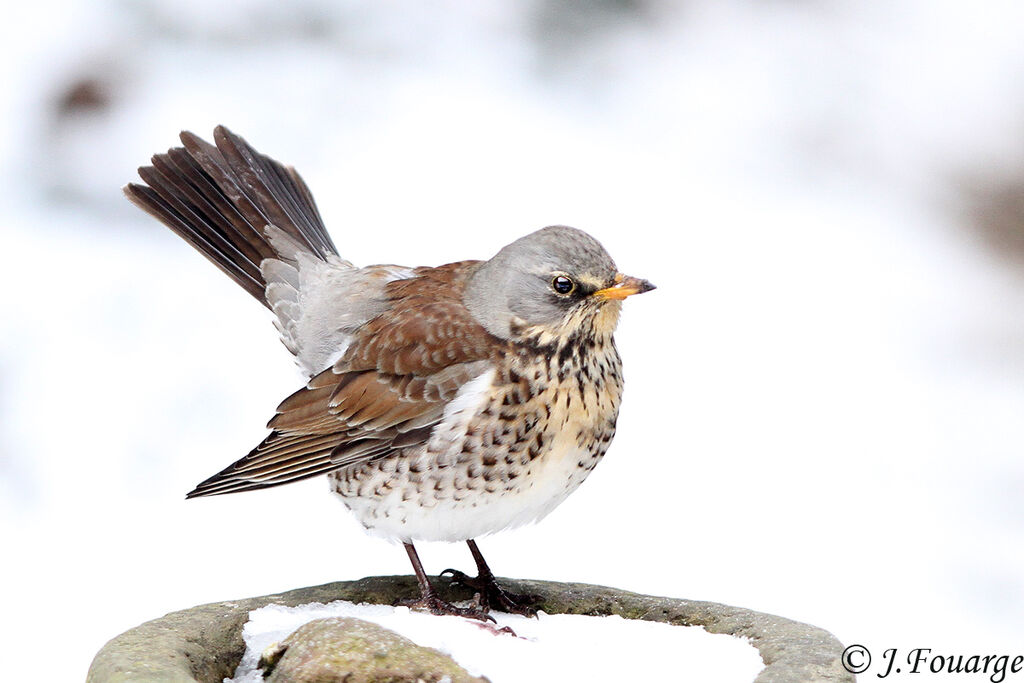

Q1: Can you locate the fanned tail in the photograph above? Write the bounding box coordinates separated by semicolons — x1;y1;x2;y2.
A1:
124;125;338;307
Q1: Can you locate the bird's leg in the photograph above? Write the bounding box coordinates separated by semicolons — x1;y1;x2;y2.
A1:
400;542;494;623
441;539;541;617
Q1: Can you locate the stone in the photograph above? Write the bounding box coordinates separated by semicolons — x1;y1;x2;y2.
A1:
88;576;854;683
259;616;488;682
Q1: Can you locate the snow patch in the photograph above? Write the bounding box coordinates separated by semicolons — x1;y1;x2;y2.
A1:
228;600;763;683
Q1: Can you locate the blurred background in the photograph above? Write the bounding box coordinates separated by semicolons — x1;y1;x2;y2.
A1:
1;0;1023;679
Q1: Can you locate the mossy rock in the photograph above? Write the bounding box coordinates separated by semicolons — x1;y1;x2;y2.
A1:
258;616;488;682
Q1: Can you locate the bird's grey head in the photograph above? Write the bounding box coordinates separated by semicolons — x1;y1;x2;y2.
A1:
464;225;654;341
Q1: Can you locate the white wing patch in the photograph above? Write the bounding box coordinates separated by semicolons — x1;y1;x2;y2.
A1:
424;368;497;462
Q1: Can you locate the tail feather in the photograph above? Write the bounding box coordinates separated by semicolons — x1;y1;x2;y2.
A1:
125;125;338;307
200;127;337;259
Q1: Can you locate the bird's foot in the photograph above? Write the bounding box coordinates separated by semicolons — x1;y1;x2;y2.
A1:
399;594;495;624
440;569;541;617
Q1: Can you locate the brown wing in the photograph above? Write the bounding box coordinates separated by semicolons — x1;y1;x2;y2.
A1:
186;262;500;498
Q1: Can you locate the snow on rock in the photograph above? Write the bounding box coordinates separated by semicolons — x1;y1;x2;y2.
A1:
229;601;764;683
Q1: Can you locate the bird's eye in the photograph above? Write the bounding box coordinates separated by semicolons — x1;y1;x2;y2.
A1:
551;275;576;295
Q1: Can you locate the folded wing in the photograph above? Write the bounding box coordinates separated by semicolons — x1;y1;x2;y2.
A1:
187;264;500;497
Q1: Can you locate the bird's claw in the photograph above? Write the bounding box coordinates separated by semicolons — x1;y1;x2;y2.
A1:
399;594;496;623
439;569;541;617
440;568;473;583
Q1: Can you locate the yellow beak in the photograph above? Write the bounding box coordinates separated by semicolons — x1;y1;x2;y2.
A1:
593;273;656;301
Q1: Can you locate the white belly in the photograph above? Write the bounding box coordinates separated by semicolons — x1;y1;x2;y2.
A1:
334;433;596;543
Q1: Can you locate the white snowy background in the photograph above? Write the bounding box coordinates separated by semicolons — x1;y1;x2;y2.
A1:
1;1;1023;680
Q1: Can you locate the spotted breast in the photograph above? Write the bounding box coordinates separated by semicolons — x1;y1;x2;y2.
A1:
331;313;624;543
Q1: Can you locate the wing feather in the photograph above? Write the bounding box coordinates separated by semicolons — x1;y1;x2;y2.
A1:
187;263;501;498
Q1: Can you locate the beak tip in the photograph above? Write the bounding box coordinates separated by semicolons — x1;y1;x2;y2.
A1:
594;275;657;300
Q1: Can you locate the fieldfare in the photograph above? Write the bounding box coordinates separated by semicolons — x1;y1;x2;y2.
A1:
125;126;654;620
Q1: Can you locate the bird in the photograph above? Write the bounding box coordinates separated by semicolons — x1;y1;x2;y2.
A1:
125;126;654;620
